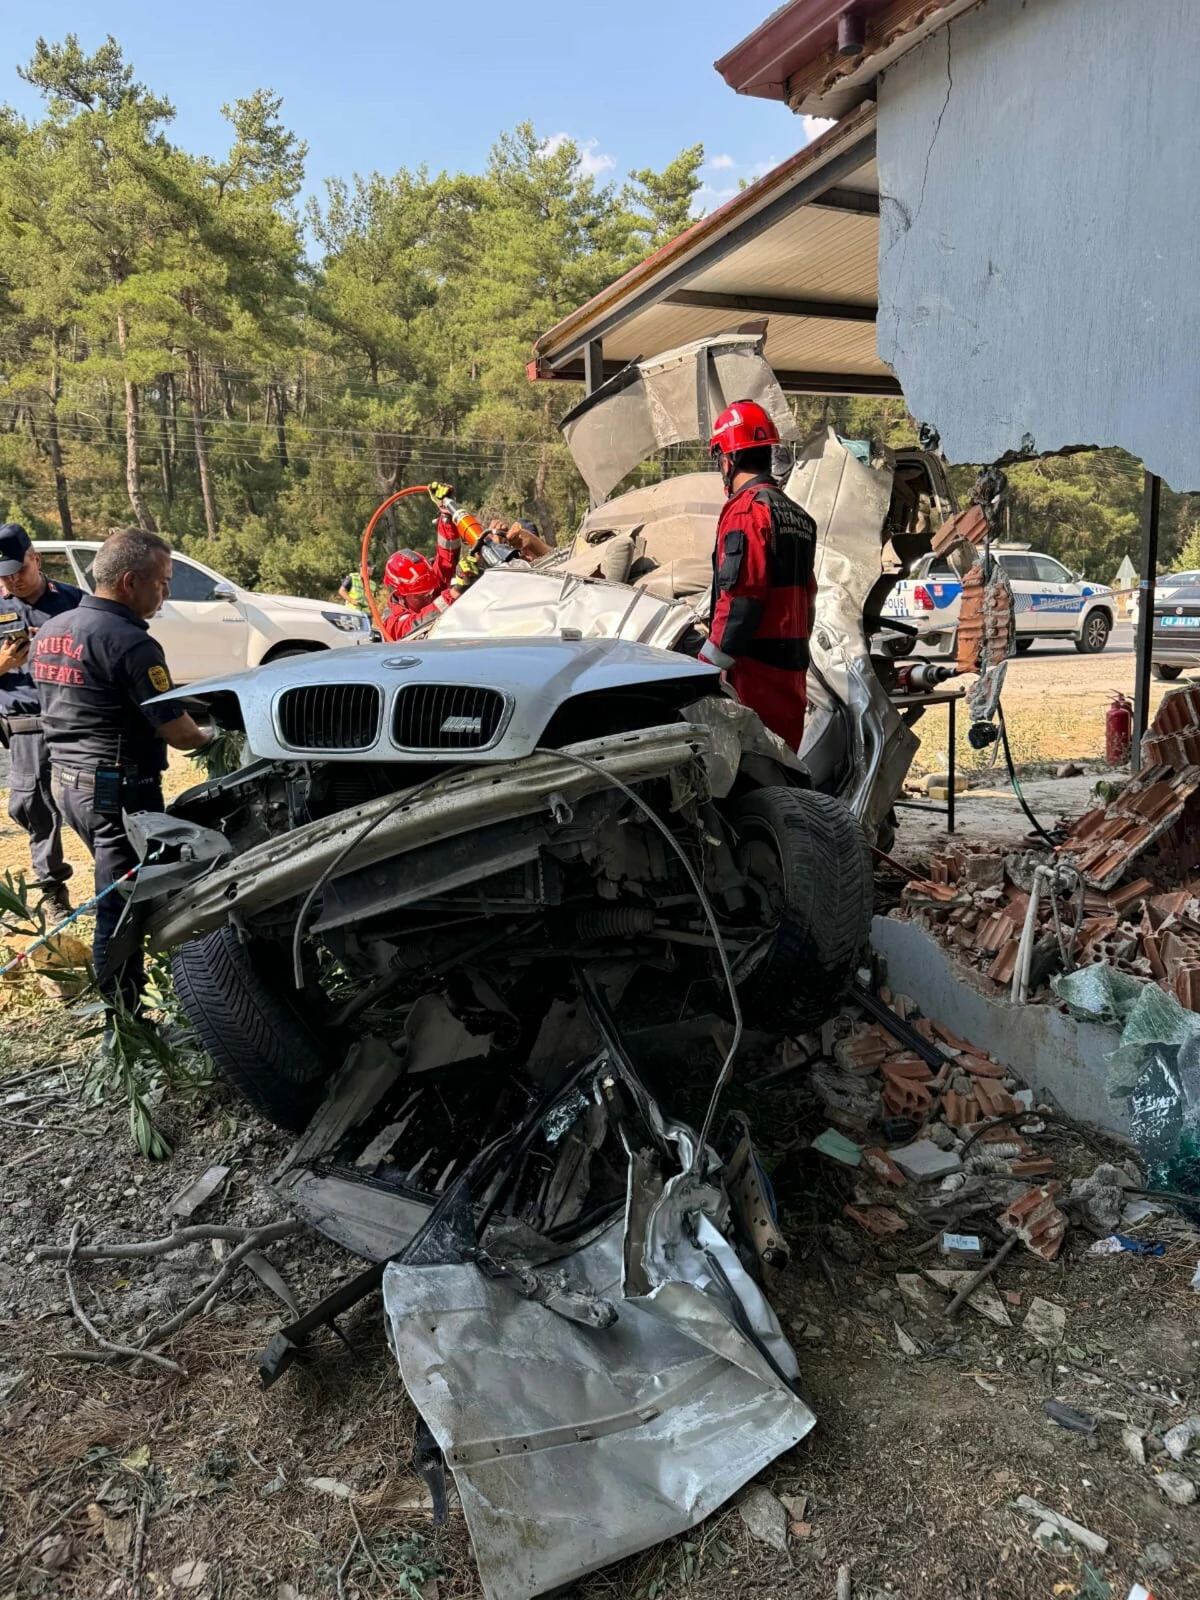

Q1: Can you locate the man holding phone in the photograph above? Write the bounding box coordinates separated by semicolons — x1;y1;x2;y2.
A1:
0;523;82;919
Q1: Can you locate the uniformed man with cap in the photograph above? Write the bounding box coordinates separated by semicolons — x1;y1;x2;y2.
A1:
33;529;212;1011
0;523;82;919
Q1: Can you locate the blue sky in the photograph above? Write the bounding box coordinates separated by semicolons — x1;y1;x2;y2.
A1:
0;0;829;214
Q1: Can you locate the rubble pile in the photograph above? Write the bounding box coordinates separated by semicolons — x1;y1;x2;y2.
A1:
896;684;1200;1009
793;1001;1086;1259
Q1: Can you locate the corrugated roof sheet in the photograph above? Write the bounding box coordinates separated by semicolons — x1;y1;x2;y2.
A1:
530;106;891;397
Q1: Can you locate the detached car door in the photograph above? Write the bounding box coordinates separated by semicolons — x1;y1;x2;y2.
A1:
153;558;251;684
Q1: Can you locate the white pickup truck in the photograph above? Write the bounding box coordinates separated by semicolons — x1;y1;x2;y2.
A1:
29;541;373;682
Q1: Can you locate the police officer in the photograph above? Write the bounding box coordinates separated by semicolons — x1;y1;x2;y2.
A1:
33;530;212;1011
702;401;817;750
0;523;82;918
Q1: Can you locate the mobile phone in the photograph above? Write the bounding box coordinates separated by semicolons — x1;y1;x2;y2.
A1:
94;765;126;818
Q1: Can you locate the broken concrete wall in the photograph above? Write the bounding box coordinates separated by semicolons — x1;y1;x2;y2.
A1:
871;915;1129;1138
876;0;1200;491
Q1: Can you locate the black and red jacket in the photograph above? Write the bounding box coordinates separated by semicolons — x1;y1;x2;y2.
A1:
699;475;817;749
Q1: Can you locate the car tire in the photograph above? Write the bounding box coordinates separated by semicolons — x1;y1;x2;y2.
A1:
1075;611;1111;653
262;643;323;664
1015;638;1034;654
880;634;916;659
172;927;332;1130
727;787;872;1033
1153;663;1183;681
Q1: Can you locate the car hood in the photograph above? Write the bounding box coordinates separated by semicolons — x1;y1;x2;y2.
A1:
560;332;800;505
149;636;720;764
241;591;359;619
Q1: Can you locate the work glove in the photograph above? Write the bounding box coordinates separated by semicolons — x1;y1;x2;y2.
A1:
450;548;483;594
428;481;453;505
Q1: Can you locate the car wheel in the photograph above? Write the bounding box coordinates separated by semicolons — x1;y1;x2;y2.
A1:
1015;638;1034;654
1153;663;1183;681
263;644;322;664
880;634;916;659
172;927;333;1130
727;787;872;1033
1075;611;1111;653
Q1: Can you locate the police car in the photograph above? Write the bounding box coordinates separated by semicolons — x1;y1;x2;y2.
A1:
27;541;373;684
881;545;1115;656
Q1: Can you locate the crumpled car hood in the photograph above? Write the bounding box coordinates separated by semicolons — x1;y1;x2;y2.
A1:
560;332;800;504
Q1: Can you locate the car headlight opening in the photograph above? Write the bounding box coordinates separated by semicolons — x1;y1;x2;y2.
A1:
322;610;370;634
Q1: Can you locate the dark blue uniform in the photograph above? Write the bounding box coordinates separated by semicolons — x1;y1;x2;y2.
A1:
0;579;83;894
33;596;185;1008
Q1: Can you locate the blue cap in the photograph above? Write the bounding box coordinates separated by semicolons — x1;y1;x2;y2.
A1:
0;524;32;578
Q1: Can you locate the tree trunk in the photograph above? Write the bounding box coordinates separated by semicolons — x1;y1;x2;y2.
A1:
158;378;174;505
115;310;156;530
272;381;289;469
102;377;115;446
220;368;234;421
47;335;73;536
532;442;554;544
187;349;218;538
166;372;178;469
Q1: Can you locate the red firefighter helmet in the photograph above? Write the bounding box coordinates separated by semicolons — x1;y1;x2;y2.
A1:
708;399;780;458
383;548;437;599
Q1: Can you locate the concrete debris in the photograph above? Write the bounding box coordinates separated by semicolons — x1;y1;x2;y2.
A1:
1123;1426;1147;1466
1022;1297;1067;1347
167;1164;230;1220
924;1270;1012;1326
1154;1471;1198;1506
1010;1495;1109;1557
890;1139;962;1181
1162;1415;1200;1462
894;1322;921;1356
738;1485;789;1552
1140;1542;1174;1573
1068;1163;1129;1234
895;1273;946;1320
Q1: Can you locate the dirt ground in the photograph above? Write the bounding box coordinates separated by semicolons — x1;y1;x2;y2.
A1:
3;975;1199;1600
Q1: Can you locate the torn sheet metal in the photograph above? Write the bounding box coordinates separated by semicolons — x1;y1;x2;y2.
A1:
383;1216;813;1600
560;332;799;505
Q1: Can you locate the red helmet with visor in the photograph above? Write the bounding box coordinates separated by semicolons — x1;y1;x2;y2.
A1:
384;548;437;600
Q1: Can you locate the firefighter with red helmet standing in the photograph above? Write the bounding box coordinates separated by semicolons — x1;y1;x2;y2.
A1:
701;400;817;749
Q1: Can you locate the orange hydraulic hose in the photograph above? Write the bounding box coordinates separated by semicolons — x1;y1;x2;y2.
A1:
359;485;431;634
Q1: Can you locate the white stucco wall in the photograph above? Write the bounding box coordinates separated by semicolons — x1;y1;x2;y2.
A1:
876;0;1200;490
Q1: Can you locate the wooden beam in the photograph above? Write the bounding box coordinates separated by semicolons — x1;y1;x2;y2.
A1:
537;356;901;398
583;339;604;394
665;288;876;324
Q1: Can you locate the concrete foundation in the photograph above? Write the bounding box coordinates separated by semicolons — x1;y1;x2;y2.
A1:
871;914;1128;1139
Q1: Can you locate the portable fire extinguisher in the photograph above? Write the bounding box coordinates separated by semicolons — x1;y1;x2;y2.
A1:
1106;691;1133;766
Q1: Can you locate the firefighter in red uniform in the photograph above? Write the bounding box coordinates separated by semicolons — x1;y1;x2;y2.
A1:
700;400;817;750
381;503;481;642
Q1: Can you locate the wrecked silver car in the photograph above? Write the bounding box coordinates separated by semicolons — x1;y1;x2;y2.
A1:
126;633;870;1128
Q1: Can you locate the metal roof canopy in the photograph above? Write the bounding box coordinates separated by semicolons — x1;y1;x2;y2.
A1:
529;105;895;399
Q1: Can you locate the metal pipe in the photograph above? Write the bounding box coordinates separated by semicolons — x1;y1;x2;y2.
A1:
1011;866;1048;1005
1131;471;1161;771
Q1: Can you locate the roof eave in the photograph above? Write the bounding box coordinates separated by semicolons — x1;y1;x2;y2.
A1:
531;102;878;371
717;0;980;116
